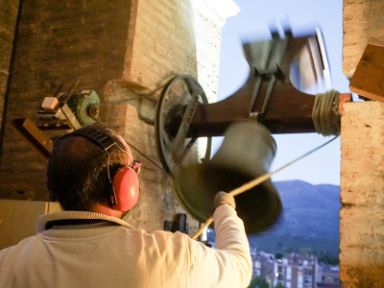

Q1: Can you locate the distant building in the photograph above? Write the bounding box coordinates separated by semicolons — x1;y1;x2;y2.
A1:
273;253;318;288
251;249;275;286
250;250;340;288
317;264;340;288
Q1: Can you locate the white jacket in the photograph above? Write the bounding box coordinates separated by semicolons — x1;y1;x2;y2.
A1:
0;205;252;288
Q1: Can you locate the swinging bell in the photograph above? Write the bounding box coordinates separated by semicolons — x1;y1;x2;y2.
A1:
173;120;282;234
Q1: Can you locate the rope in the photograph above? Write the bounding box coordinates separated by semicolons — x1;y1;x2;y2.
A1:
192;135;338;240
312;90;340;136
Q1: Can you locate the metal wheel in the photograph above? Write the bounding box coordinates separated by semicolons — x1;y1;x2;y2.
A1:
155;75;211;175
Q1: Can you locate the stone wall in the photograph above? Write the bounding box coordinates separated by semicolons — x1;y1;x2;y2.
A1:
340;101;384;287
343;0;384;78
341;0;384;286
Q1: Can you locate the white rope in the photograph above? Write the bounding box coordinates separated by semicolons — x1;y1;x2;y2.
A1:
312;90;340;136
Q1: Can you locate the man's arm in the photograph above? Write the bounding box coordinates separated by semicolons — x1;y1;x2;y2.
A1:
187;192;252;288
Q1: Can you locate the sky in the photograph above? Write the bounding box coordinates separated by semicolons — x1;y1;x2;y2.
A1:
215;0;350;185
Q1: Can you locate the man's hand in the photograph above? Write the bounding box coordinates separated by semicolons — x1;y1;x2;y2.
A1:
214;191;236;209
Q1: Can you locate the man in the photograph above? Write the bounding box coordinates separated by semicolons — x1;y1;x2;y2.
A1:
0;123;252;287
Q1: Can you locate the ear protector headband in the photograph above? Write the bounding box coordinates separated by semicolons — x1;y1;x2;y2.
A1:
69;128;141;212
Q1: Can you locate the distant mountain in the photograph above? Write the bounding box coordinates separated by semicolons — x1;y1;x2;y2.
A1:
248;180;340;260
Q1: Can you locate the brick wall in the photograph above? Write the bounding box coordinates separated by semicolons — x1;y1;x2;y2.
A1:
122;0;238;99
123;0;197;90
0;0;19;141
340;101;384;286
0;0;236;244
0;0;133;201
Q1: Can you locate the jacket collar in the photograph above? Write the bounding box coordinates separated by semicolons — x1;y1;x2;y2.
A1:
37;210;133;232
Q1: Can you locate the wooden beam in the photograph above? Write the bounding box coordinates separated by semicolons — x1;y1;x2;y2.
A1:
349;43;384;102
12;118;53;158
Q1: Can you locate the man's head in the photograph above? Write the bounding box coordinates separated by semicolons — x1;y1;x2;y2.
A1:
47;123;139;213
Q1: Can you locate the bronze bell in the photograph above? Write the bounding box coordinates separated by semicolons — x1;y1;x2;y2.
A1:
173;120;282;234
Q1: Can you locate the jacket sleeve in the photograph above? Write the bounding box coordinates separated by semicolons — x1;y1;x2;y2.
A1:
187;204;252;288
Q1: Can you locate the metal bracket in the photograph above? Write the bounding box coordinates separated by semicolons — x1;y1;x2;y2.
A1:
163;213;188;234
247;31;289;120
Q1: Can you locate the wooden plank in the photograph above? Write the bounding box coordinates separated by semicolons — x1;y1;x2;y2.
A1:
12;118;53;158
349;43;384;102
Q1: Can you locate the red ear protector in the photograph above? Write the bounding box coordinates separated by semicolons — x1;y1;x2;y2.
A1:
71;129;141;212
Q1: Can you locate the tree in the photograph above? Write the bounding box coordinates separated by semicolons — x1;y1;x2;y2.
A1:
248;277;269;288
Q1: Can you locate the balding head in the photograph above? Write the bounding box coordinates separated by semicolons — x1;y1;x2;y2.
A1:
47;123;133;211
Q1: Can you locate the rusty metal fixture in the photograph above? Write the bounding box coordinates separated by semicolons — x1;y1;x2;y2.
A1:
13;87;101;159
67;90;100;126
87;103;100;119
